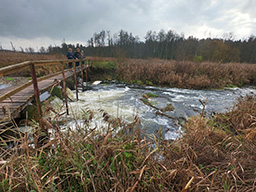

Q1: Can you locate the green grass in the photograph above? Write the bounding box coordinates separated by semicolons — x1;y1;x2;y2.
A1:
136;80;143;85
92;61;116;70
225;83;238;88
5;77;14;81
145;93;158;98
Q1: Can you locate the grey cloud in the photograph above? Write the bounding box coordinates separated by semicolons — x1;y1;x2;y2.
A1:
0;0;256;49
0;0;155;41
1;0;73;38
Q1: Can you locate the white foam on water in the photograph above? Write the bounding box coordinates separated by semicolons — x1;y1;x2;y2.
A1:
171;94;186;102
0;84;10;90
164;129;180;140
92;81;102;85
68;87;147;125
44;84;256;140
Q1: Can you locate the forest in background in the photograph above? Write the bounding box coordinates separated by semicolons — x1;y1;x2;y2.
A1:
42;29;256;64
1;29;256;89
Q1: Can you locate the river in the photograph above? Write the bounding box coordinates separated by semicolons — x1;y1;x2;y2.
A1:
61;81;255;140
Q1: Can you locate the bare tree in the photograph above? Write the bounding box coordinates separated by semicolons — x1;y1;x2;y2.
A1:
10;41;16;51
39;46;46;53
20;46;24;52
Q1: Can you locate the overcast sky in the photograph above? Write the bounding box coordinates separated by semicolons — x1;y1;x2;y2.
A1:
1;0;256;51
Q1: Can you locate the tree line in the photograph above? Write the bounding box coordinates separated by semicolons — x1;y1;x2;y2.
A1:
46;29;256;64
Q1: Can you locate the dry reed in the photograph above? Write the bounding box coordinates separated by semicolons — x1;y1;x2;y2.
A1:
116;58;256;89
1;52;255;89
0;94;255;191
0;51;65;68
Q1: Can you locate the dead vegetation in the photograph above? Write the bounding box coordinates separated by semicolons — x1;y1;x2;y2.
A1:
0;50;65;68
116;58;256;89
0;51;68;81
1;51;256;89
0;94;255;191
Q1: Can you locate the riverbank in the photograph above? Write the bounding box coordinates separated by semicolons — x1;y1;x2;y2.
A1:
85;57;256;89
0;91;255;191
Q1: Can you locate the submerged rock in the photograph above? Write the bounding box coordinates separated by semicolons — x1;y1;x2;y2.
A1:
161;103;175;112
141;93;175;112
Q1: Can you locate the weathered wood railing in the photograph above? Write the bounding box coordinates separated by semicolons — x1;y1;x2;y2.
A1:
0;58;91;147
0;58;89;118
0;57;118;147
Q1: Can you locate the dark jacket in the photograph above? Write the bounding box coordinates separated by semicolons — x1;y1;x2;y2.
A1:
67;51;76;68
74;51;82;66
66;51;76;59
74;51;82;59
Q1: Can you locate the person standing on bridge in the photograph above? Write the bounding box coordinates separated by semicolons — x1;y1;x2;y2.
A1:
74;48;82;67
66;48;76;68
81;50;86;65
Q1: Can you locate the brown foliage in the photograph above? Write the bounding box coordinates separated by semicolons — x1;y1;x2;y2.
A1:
0;51;67;77
0;50;65;68
116;58;256;89
1;52;255;89
0;96;255;191
215;94;256;142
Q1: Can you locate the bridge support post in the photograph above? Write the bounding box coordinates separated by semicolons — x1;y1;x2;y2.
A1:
30;63;48;148
73;61;79;101
30;63;42;117
81;61;84;91
61;64;69;115
86;60;89;83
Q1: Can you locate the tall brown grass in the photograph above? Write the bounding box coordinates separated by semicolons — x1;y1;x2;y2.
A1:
1;52;255;89
116;59;256;89
0;95;255;191
0;51;67;78
0;51;65;68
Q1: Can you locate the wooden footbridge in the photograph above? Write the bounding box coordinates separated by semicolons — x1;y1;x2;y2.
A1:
0;59;89;127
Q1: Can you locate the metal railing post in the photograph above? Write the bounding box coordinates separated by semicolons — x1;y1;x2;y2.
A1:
73;61;79;101
61;64;69;115
30;63;42;118
86;60;88;83
81;61;84;91
30;62;50;148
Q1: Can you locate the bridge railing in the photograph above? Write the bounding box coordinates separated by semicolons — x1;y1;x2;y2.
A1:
0;59;88;100
0;59;89;77
0;57;116;148
0;58;90;118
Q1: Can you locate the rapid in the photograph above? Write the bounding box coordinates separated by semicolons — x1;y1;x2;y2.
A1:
63;81;256;140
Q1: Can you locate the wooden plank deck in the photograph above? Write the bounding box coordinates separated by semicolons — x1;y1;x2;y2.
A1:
0;70;74;122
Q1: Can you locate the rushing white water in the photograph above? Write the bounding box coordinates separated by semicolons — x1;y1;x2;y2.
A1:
62;82;256;140
0;84;10;90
